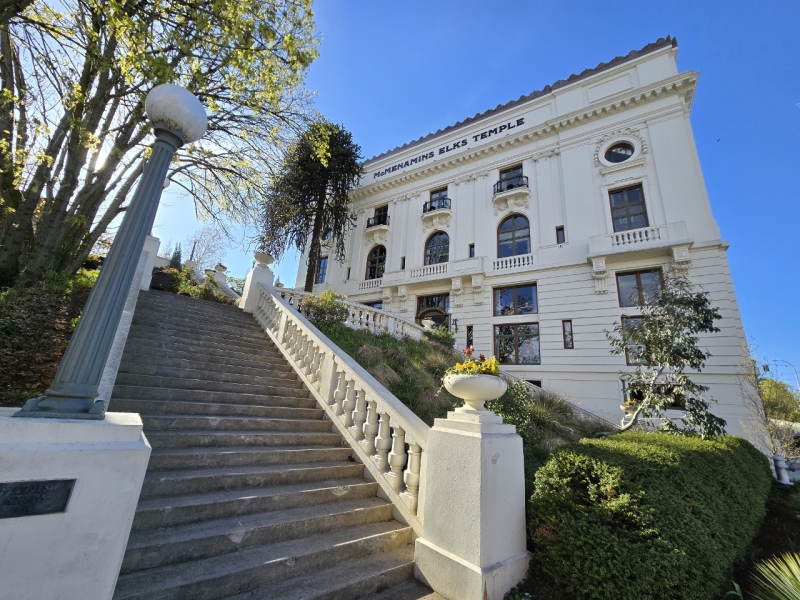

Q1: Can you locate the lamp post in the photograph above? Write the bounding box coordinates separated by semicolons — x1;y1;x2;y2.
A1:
15;84;207;419
773;360;800;392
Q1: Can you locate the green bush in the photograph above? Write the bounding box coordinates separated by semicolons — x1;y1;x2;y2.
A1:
153;267;233;305
299;290;349;325
423;324;455;347
528;432;772;600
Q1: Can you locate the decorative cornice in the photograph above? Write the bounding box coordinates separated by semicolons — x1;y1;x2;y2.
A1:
351;72;697;201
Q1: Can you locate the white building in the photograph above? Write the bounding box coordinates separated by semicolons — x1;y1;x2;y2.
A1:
294;37;750;434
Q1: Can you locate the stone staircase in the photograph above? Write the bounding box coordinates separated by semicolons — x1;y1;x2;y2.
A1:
109;291;436;600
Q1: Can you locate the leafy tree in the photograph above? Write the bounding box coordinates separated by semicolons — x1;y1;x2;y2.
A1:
606;269;726;439
258;119;364;292
168;243;182;269
0;0;318;288
185;225;229;271
739;346;800;460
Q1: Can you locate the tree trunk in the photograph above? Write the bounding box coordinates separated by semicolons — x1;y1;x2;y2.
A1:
303;191;327;292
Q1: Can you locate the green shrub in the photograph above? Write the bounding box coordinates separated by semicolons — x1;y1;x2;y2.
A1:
528;432;772;600
423;324;454;347
299;290;349;325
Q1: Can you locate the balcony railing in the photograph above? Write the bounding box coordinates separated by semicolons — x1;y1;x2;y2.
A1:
422;197;451;213
366;214;390;228
359;278;382;290
409;263;448;279
492;253;535;271
493;175;529;195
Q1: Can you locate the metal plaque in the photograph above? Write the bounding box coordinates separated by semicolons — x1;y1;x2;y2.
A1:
0;479;76;519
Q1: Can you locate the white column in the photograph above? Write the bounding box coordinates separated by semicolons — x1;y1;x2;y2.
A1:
139;234;160;290
415;408;528;600
240;252;275;314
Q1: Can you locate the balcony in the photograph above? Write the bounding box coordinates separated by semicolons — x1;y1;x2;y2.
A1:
492;253;536;272
359;278;382;290
492;175;531;215
383;256;486;287
588;221;692;261
364;213;390;246
366;213;390;228
421;197;452;231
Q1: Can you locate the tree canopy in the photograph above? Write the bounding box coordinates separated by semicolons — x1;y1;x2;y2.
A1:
0;0;318;288
258;119;364;291
607;269;726;438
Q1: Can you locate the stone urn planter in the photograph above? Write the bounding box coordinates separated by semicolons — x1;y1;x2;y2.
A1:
443;373;507;412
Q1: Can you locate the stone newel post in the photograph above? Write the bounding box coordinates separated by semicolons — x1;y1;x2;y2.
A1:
415;376;529;600
15;84;207;420
240;251;275;313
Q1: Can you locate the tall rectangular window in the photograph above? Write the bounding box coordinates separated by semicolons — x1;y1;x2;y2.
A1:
469;244;475;258
495;323;540;365
621;316;647;366
346;267;351;280
316;257;328;284
616;269;661;307
494;284;538;316
610;185;648;232
562;320;574;349
556;226;565;245
466;325;473;349
400;257;406;270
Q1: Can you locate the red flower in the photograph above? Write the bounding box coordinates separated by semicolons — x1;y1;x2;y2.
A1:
463;347;473;357
479;354;486;360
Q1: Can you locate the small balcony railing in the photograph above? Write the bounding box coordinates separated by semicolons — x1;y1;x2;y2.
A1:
366;214;390;228
422;197;451;213
493;175;529;195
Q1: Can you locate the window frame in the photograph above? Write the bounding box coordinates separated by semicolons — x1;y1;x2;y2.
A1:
424;231;450;266
365;245;387;280
493;283;538;316
468;243;475;258
605;142;635;164
562;319;574;349
621;316;648;366
556;226;565;245
494;322;541;365
497;214;531;258
615;269;662;308
316;256;328;284
609;184;649;233
466;325;474;349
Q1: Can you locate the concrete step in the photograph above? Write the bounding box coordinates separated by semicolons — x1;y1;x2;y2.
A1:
117;361;296;384
125;336;283;360
110;398;322;420
362;579;440;600
114;521;411;600
129;319;271;345
125;491;389;570
147;446;353;471
137;291;253;318
114;372;305;395
131;479;378;531
139;414;333;433
111;385;313;406
223;546;415;600
144;430;341;450
134;304;257;329
125;326;274;353
118;351;293;374
140;461;365;499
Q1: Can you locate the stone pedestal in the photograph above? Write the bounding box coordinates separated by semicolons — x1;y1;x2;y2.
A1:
138;235;160;291
240;252;275;313
0;409;151;599
415;409;529;600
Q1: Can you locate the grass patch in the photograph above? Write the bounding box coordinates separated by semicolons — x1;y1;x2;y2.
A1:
0;269;99;407
317;322;461;424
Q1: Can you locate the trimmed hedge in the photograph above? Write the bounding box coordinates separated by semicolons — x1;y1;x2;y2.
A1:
528;432;772;600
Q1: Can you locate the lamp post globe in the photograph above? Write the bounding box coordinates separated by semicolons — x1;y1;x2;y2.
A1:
14;85;207;420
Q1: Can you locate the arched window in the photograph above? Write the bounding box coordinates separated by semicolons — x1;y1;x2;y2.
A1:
424;231;449;265
365;245;386;280
497;215;530;258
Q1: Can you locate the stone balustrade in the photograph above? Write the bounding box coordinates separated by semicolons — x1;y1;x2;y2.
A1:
492;253;535;271
409;263;448;279
253;284;429;532
276;288;425;341
358;278;382;290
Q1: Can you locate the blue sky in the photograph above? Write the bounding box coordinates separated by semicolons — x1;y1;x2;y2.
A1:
153;0;800;384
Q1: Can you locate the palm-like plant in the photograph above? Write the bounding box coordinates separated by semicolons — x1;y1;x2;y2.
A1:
753;552;800;600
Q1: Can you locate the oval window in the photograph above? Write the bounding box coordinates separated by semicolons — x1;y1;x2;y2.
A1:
604;142;634;164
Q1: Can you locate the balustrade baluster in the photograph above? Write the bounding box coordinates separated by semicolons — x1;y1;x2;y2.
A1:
361;399;378;455
349;389;366;441
296;334;309;368
341;379;356;428
401;443;422;513
312;351;324;389
372;413;392;472
332;372;346;417
302;344;315;377
386;426;407;492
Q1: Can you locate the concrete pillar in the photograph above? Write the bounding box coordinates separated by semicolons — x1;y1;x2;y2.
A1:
240;252;275;313
415;409;528;600
139;234;160;290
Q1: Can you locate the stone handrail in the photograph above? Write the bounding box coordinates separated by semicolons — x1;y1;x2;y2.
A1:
499;371;619;429
278;288;425;341
253;284;429;534
492;253;535;271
